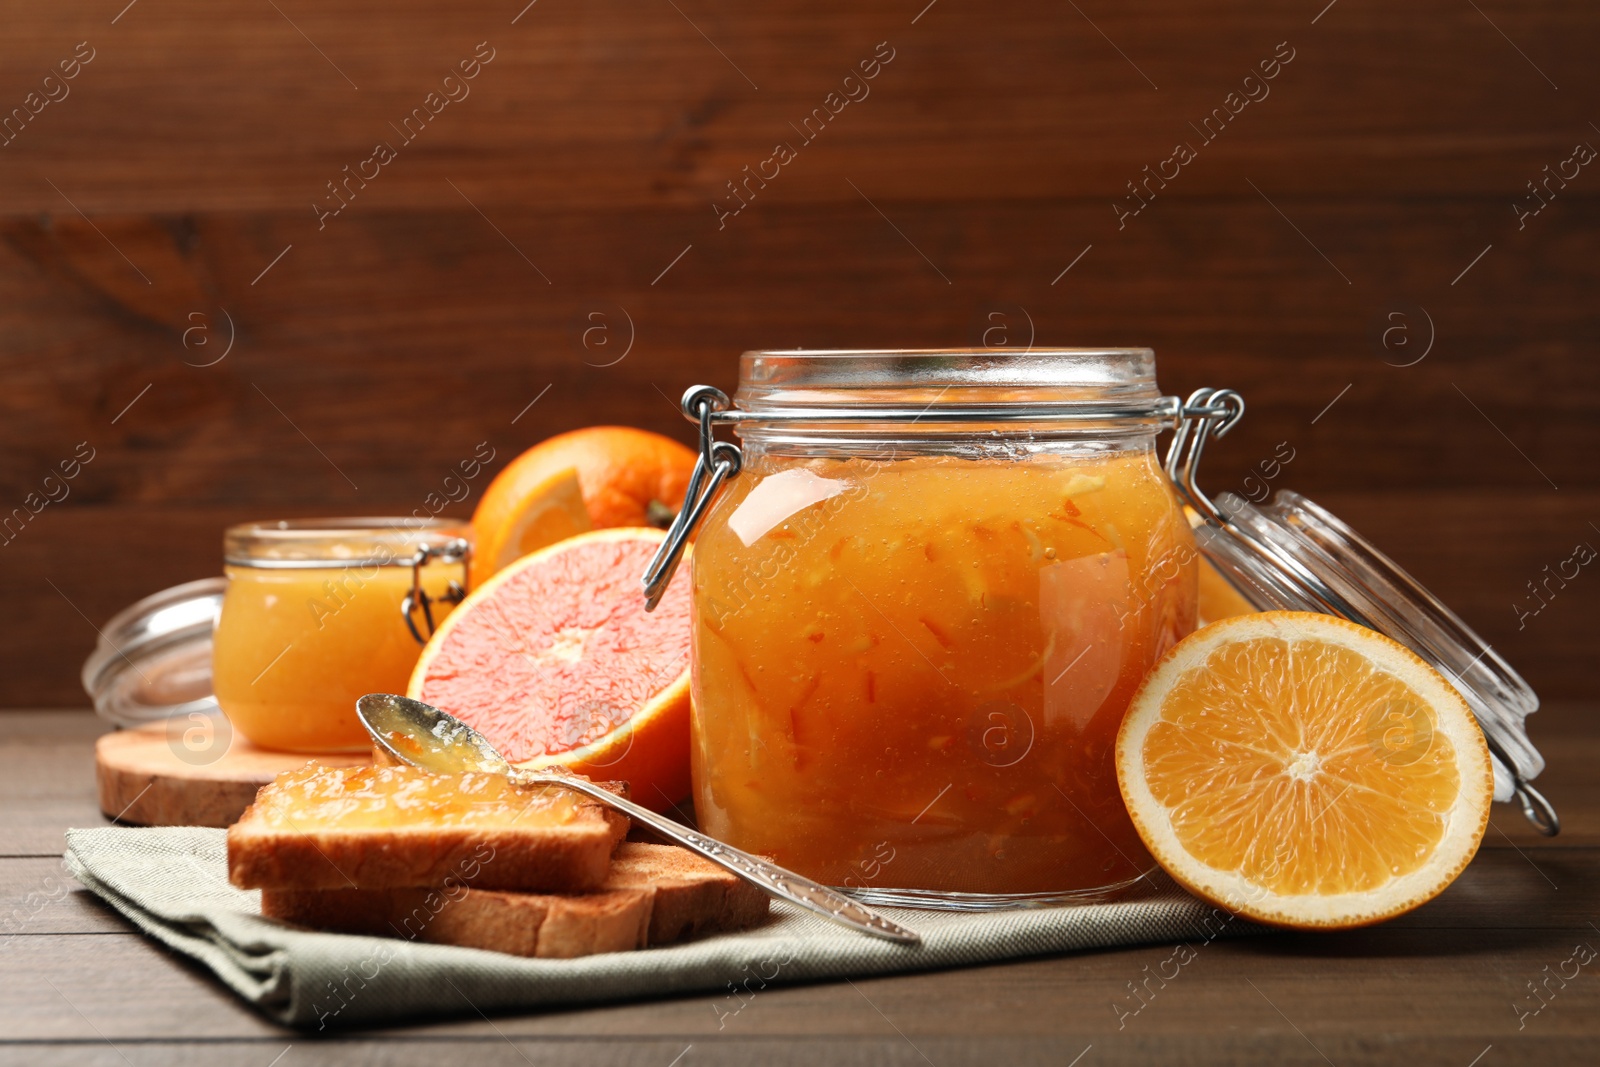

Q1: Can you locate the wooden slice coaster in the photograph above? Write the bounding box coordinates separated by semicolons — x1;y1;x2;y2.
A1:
96;722;370;828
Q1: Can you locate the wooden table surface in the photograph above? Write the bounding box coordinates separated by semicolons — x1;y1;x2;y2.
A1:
2;706;1595;1067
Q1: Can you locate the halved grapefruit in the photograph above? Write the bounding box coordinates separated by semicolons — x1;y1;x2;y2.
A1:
409;527;693;812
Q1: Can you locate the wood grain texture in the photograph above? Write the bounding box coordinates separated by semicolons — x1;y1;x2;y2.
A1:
1;1;1598;209
0;712;102;854
4;925;1599;1042
1;2;1596;712
0;1041;1594;1067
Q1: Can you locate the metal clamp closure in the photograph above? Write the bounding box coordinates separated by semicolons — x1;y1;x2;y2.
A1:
402;538;472;644
642;386;742;611
647;383;1243;611
1511;777;1561;836
641;384;1245;610
1163;387;1247;523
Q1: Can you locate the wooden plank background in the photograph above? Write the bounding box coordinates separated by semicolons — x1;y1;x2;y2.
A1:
1;0;1596;709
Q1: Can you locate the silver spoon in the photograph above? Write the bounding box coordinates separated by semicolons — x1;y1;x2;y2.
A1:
356;693;921;946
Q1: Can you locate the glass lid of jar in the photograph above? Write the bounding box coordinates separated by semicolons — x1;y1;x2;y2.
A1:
81;577;224;727
1167;388;1556;835
644;364;1558;836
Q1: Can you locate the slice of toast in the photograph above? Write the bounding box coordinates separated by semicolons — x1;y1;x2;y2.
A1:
602;840;772;945
228;765;628;893
260;842;771;958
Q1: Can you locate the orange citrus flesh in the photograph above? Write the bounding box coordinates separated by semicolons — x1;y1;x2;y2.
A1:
472;467;590;583
409;528;693;813
470;427;695;587
1117;611;1493;929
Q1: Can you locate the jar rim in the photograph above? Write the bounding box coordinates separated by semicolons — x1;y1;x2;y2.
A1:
729;349;1168;446
738;348;1159;406
224;516;471;568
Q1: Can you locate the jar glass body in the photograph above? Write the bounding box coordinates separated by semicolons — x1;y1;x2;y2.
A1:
212;518;470;753
688;350;1197;903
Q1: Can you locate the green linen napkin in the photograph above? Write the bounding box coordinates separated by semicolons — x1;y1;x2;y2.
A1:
64;825;1260;1031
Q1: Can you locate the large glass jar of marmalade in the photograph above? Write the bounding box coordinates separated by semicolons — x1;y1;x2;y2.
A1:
684;349;1198;906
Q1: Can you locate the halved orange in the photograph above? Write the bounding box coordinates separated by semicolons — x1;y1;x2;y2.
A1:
409;527;693;812
1116;611;1493;929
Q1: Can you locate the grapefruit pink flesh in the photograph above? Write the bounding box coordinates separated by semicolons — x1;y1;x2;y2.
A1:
409;529;693;807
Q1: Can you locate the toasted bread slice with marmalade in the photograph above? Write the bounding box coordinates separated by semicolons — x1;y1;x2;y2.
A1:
260;842;770;958
227;765;628;892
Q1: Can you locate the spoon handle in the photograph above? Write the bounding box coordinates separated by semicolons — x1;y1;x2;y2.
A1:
518;771;921;946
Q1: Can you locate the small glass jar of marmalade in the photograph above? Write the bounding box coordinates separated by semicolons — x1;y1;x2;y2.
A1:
652;349;1203;907
212;518;470;753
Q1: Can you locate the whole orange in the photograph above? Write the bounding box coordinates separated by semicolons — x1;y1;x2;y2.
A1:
471;426;695;586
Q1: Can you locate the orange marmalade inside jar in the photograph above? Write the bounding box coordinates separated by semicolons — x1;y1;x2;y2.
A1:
689;349;1197;903
212;519;470;753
